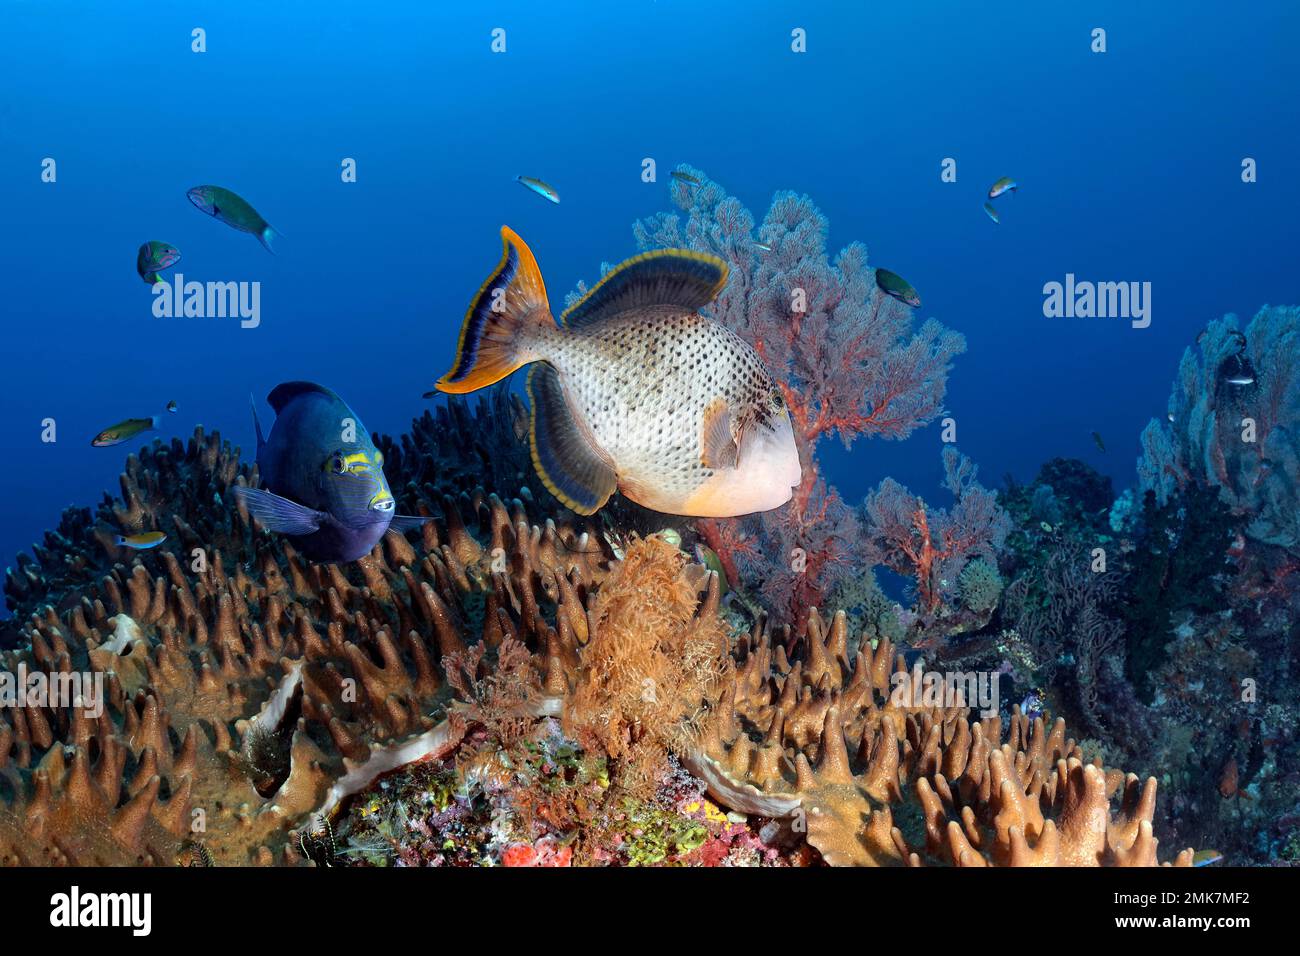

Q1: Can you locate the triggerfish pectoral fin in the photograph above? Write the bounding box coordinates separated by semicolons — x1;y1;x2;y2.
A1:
233;486;325;535
526;363;617;515
435;226;555;395
388;514;431;533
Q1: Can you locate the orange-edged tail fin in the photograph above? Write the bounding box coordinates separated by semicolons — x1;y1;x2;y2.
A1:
435;226;553;394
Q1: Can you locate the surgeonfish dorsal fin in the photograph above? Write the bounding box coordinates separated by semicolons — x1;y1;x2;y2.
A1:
560;248;728;328
700;397;739;470
266;381;340;414
250;392;267;453
526;363;617;514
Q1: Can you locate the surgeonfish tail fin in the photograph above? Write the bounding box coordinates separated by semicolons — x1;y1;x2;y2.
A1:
250;393;267;453
435;226;554;394
258;224;281;254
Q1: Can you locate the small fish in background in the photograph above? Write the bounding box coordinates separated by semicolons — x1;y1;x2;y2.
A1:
694;544;731;597
1192;848;1224;867
753;241;772;252
1092;431;1106;453
186;185;282;253
136;241;180;285
671;170;702;187
988;176;1017;199
1220;352;1257;387
234;382;429;563
92;415;160;447
874;268;921;308
166;400;178;413
114;530;166;550
983;201;1000;224
1019;687;1045;722
516;176;560;204
433;226;801;517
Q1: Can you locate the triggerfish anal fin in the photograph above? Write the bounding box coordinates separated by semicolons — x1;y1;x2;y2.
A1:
560;248;728;328
700;397;739;470
526;364;617;515
436;226;554;395
232;486;326;535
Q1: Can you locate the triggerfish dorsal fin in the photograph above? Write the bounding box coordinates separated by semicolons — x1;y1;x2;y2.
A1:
436;226;554;395
250;392;267;454
266;381;340;414
526;363;617;514
560;248;728;328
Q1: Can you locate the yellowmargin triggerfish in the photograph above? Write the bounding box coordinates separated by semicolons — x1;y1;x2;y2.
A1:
433;227;802;517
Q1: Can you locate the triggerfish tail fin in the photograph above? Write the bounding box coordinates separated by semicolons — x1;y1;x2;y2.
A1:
526;363;617;514
436;226;554;394
249;393;267;455
232;486;324;536
258;224;281;254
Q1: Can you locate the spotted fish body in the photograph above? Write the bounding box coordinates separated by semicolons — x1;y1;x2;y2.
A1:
435;227;801;517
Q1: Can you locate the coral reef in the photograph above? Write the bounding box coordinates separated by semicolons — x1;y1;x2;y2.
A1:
861;447;1011;643
0;387;1193;866
1138;305;1300;553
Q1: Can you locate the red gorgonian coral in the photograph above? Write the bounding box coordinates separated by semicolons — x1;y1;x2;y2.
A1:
604;166;967;628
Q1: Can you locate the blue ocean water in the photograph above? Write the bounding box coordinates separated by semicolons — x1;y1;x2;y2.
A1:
1;0;1297;606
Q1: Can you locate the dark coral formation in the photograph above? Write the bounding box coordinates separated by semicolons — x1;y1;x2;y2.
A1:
1;386;1195;866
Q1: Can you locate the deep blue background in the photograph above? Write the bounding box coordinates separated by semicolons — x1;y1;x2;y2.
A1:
1;1;1296;604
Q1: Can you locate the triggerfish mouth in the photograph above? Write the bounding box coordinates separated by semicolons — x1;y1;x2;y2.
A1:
186;185;282;253
433;227;802;518
233;382;428;563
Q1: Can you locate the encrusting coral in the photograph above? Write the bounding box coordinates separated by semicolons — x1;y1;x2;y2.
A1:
0;388;1192;866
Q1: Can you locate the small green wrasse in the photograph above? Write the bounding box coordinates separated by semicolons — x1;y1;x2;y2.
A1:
187;185;281;252
988;176;1017;199
874;268;921;308
1193;849;1224;867
92;415;159;447
115;531;166;550
435;227;801;518
516;176;559;204
983;202;999;223
671;170;702;186
136;241;180;285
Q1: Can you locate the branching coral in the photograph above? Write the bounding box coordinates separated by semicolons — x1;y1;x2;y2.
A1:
861;447;1011;641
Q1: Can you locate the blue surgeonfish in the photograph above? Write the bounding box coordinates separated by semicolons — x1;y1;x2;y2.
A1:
233;382;427;563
